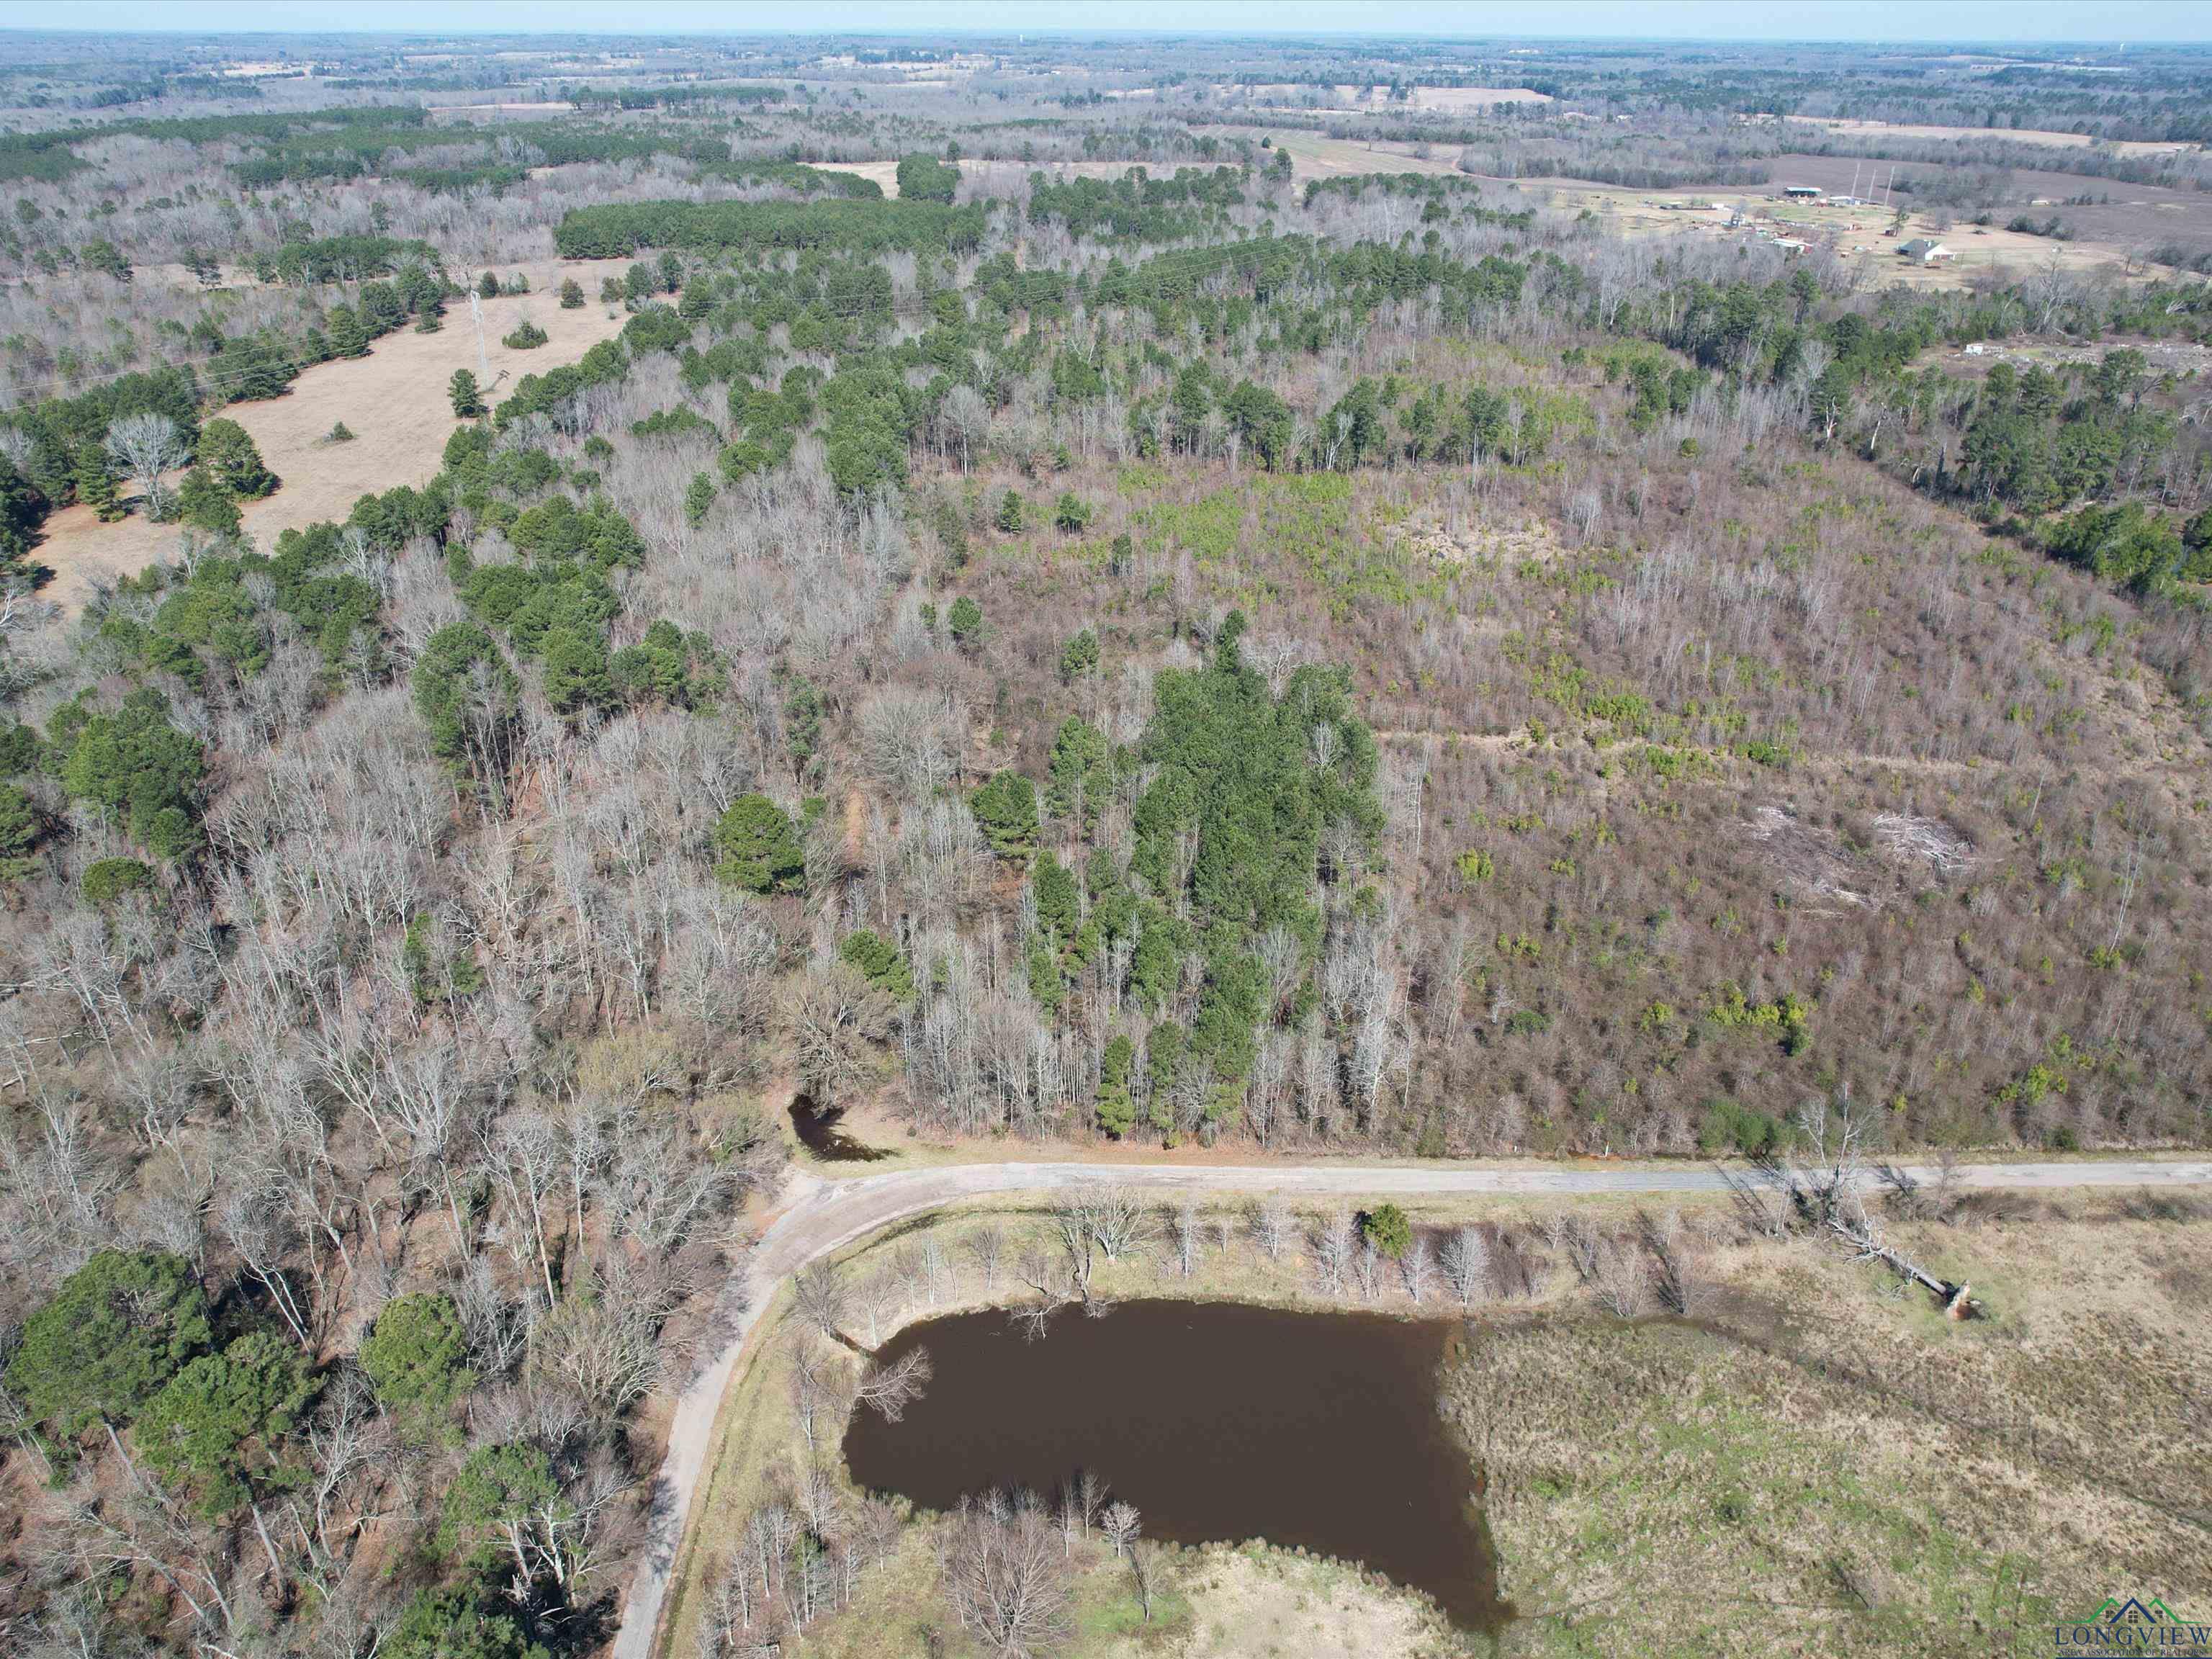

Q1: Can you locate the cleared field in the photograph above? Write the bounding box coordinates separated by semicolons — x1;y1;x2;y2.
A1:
812;157;1179;199
1459;1198;2212;1654
808;157;905;194
426;99;577;115
1766;150;2212;262
1212;81;1550;113
1536;176;2196;291
1804;116;2198;156
1196;124;1468;184
27;258;631;614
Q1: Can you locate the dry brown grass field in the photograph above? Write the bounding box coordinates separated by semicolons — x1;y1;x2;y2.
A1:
1802;117;2199;157
27;257;632;613
812;158;1188;198
1208;84;1551;114
1195;125;1471;184
1461;1194;2212;1656
1524;178;2191;290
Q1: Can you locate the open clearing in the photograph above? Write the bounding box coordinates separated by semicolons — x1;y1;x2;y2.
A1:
1184;130;2206;284
811;157;1179;198
1209;82;1550;114
1460;1198;2212;1654
1799;116;2199;156
1195;125;1470;184
1539;172;2198;290
27;258;631;614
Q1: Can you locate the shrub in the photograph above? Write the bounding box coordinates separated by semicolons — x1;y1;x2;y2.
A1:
840;929;914;998
501;320;549;351
1359;1204;1412;1259
1696;1098;1785;1158
327;421;354;443
948;594;984;648
1053;491;1092;532
559;277;585;308
402;911;486;1004
81;855;154;905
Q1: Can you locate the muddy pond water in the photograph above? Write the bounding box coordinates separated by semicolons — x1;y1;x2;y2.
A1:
787;1094;887;1162
841;1299;1505;1633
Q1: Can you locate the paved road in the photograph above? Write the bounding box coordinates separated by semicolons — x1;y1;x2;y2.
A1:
611;1155;2212;1659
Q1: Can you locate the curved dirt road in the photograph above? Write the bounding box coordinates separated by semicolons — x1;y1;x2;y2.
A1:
614;1155;2212;1659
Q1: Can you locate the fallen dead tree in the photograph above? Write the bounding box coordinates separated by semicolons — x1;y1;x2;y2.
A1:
1718;1092;1981;1318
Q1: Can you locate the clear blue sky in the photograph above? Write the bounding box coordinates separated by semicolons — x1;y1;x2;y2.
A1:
0;1;2203;44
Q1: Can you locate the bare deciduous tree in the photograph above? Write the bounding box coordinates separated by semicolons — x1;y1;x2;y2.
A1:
784;963;893;1111
967;1222;1006;1293
1310;1208;1355;1295
1100;1500;1141;1560
1439;1226;1491;1305
1352;1237;1384;1302
946;1498;1071;1658
855;1346;933;1423
104;411;187;518
1169;1201;1199;1277
1401;1234;1434;1303
1593;1236;1649;1318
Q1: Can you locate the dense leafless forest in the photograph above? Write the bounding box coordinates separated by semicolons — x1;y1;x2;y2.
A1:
0;20;2208;1659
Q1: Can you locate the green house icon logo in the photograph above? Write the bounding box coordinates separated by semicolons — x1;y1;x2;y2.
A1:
2090;1596;2183;1625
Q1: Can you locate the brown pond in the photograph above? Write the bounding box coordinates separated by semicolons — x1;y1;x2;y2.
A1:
788;1093;887;1162
841;1299;1506;1633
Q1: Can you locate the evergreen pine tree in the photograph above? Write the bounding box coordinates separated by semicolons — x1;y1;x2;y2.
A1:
683;472;716;528
75;441;123;521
